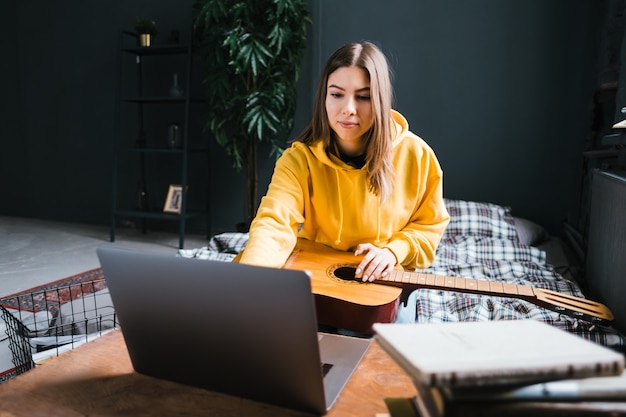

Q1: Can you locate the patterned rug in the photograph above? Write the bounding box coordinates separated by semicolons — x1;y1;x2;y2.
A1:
0;268;106;314
0;268;108;383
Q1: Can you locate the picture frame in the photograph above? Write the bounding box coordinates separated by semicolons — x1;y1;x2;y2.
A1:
163;184;184;214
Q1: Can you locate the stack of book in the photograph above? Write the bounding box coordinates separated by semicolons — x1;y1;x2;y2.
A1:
373;320;626;417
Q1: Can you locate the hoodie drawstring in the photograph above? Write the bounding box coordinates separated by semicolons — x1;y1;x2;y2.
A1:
334;170;343;245
335;170;382;247
375;200;381;244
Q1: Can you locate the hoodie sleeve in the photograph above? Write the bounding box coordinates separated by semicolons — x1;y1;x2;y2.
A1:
238;147;307;267
384;141;450;269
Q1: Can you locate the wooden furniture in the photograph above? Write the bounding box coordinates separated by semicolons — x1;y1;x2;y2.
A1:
586;170;626;335
0;329;416;416
3;328;626;417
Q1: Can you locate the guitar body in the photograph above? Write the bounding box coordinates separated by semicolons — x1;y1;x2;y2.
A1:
283;238;402;333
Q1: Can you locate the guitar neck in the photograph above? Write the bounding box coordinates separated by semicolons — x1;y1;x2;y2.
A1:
379;270;536;299
377;269;613;325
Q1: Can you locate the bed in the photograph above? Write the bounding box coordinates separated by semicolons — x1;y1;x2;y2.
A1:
178;198;626;353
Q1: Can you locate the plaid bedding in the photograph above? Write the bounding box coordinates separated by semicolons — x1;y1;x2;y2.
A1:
178;232;247;262
179;199;626;353
401;235;626;352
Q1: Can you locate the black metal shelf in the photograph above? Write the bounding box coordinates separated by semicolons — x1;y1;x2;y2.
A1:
121;147;209;154
114;209;203;221
110;29;209;249
122;44;189;55
119;30;189;56
122;96;205;103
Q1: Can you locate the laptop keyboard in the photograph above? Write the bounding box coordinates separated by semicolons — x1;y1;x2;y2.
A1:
321;362;333;377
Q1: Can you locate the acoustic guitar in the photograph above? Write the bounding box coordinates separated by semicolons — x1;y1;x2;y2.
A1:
283;238;614;333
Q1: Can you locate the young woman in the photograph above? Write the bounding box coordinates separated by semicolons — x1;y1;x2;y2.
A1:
239;42;450;282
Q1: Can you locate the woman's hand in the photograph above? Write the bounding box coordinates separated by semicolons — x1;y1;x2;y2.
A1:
353;243;398;282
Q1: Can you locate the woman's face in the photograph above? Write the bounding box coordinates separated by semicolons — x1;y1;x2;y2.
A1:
325;66;374;155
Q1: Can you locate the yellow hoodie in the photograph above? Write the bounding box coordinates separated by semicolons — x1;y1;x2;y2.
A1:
239;110;450;269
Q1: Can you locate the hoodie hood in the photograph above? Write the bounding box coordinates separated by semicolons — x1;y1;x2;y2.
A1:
309;109;409;170
307;110;409;245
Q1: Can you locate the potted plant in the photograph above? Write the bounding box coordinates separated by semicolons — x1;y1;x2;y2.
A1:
193;0;310;231
135;18;158;47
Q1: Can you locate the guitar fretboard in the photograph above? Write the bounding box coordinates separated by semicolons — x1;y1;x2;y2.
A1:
381;270;537;298
376;268;613;324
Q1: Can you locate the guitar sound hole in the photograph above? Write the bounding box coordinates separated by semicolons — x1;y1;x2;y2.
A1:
333;266;358;282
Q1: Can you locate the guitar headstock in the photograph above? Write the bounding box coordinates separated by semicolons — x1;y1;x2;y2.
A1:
533;288;614;326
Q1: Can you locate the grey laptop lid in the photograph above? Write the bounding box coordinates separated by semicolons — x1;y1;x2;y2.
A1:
97;247;369;415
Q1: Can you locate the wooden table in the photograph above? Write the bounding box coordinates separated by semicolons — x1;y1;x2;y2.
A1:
0;329;416;416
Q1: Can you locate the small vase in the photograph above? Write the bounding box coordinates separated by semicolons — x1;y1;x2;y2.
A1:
139;34;152;47
169;73;183;97
167;124;182;148
136;181;149;211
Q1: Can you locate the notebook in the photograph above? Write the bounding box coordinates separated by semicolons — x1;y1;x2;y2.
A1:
97;247;370;415
373;320;625;389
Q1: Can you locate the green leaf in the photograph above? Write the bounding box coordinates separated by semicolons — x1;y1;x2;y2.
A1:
193;0;311;172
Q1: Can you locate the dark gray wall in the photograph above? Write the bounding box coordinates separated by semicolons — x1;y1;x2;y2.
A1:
1;0;20;213
306;1;607;234
0;0;616;237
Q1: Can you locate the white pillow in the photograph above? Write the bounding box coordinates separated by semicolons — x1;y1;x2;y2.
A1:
52;289;117;336
513;216;549;246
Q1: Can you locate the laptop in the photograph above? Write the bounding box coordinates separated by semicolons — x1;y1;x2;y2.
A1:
97;247;370;415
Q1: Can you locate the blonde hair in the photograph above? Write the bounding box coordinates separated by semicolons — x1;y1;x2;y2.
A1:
294;42;395;203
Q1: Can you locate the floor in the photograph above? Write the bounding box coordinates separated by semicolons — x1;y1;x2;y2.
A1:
0;216;209;298
0;215;210;377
